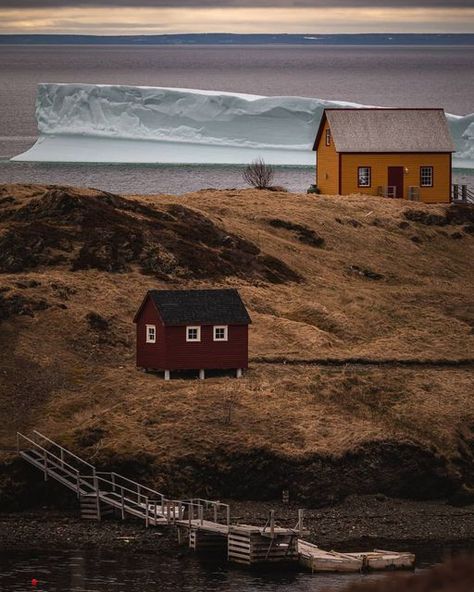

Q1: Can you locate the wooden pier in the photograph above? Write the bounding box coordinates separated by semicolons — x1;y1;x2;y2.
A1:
17;430;415;572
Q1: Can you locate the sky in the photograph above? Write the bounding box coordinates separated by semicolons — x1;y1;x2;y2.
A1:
0;0;473;35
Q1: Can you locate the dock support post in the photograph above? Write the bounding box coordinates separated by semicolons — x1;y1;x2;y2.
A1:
462;185;467;201
298;509;304;535
199;369;205;380
164;370;170;381
269;509;275;538
236;368;242;378
199;505;204;526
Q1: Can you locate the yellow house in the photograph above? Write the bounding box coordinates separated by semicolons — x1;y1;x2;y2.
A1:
313;108;455;203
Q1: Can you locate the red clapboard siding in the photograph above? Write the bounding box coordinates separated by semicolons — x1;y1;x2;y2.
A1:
163;324;248;370
135;296;166;369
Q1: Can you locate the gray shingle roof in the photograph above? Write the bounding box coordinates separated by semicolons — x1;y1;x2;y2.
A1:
316;108;455;153
148;289;251;326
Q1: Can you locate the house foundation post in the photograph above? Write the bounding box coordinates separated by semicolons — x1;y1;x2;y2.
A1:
236;368;243;378
199;369;205;380
164;370;170;381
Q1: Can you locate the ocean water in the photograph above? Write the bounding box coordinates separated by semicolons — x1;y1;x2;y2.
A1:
0;44;473;193
0;548;423;592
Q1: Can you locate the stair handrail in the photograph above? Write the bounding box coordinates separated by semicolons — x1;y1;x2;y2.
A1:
96;471;165;502
32;430;95;473
82;474;157;508
17;433;81;477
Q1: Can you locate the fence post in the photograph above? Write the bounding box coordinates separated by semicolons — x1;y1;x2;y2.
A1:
145;496;149;528
453;184;458;201
111;473;116;493
226;505;230;527
121;487;125;520
462;185;467;201
213;503;218;524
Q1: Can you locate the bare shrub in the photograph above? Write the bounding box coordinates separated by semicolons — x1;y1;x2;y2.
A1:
243;158;274;189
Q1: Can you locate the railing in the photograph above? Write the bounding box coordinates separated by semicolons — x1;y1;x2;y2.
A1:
17;431;231;530
452;184;474;204
17;432;87;497
31;430;96;476
377;186;397;198
407;186;420;201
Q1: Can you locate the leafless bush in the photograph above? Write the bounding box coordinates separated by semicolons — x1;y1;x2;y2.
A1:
243;158;274;189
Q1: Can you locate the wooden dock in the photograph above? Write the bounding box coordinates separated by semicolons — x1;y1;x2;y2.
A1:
298;540;415;573
17;430;415;572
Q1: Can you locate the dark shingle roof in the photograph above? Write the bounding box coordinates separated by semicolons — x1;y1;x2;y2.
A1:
314;108;455;153
148;289;251;326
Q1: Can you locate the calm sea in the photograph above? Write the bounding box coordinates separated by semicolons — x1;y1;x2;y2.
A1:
0;44;473;193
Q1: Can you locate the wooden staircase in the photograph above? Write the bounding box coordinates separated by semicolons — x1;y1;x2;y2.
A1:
16;430;230;530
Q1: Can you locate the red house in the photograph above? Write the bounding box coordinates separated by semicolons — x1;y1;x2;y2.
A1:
133;289;251;379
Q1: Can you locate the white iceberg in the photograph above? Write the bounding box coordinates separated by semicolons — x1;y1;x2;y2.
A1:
12;83;474;168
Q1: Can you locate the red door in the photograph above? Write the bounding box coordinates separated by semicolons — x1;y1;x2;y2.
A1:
388;167;404;199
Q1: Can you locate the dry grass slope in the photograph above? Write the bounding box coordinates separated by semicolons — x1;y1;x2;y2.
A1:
0;184;473;504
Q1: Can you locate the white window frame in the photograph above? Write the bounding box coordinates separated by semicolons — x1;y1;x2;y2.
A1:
213;325;228;342
358;166;371;188
420;166;433;187
186;326;201;342
145;324;156;344
325;128;331;146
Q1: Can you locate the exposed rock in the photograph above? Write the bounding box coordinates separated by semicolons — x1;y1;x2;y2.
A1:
347;265;384;280
268;218;325;247
0;187;300;284
0;292;50;321
86;312;109;332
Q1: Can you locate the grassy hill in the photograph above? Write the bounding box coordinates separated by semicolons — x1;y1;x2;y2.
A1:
0;184;473;507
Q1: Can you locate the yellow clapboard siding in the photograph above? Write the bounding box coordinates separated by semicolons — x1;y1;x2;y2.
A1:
340;153;451;203
316;118;339;195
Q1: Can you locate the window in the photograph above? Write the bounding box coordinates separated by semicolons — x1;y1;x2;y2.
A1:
146;324;156;343
186;326;201;342
325;129;331;146
213;325;228;341
358;167;371;188
420;166;433;187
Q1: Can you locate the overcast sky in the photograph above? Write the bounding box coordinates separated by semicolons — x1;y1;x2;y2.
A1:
1;0;473;35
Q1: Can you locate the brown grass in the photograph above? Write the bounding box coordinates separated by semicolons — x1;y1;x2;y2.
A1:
0;184;473;497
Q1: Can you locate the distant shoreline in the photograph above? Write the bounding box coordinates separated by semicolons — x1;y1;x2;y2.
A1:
1;33;474;46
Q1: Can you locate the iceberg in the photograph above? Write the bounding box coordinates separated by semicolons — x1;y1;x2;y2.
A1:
12;83;474;168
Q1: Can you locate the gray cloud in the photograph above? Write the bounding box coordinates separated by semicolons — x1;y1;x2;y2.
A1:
0;0;472;7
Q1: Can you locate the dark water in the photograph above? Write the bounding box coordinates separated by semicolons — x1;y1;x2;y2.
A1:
0;44;473;194
0;548;423;592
